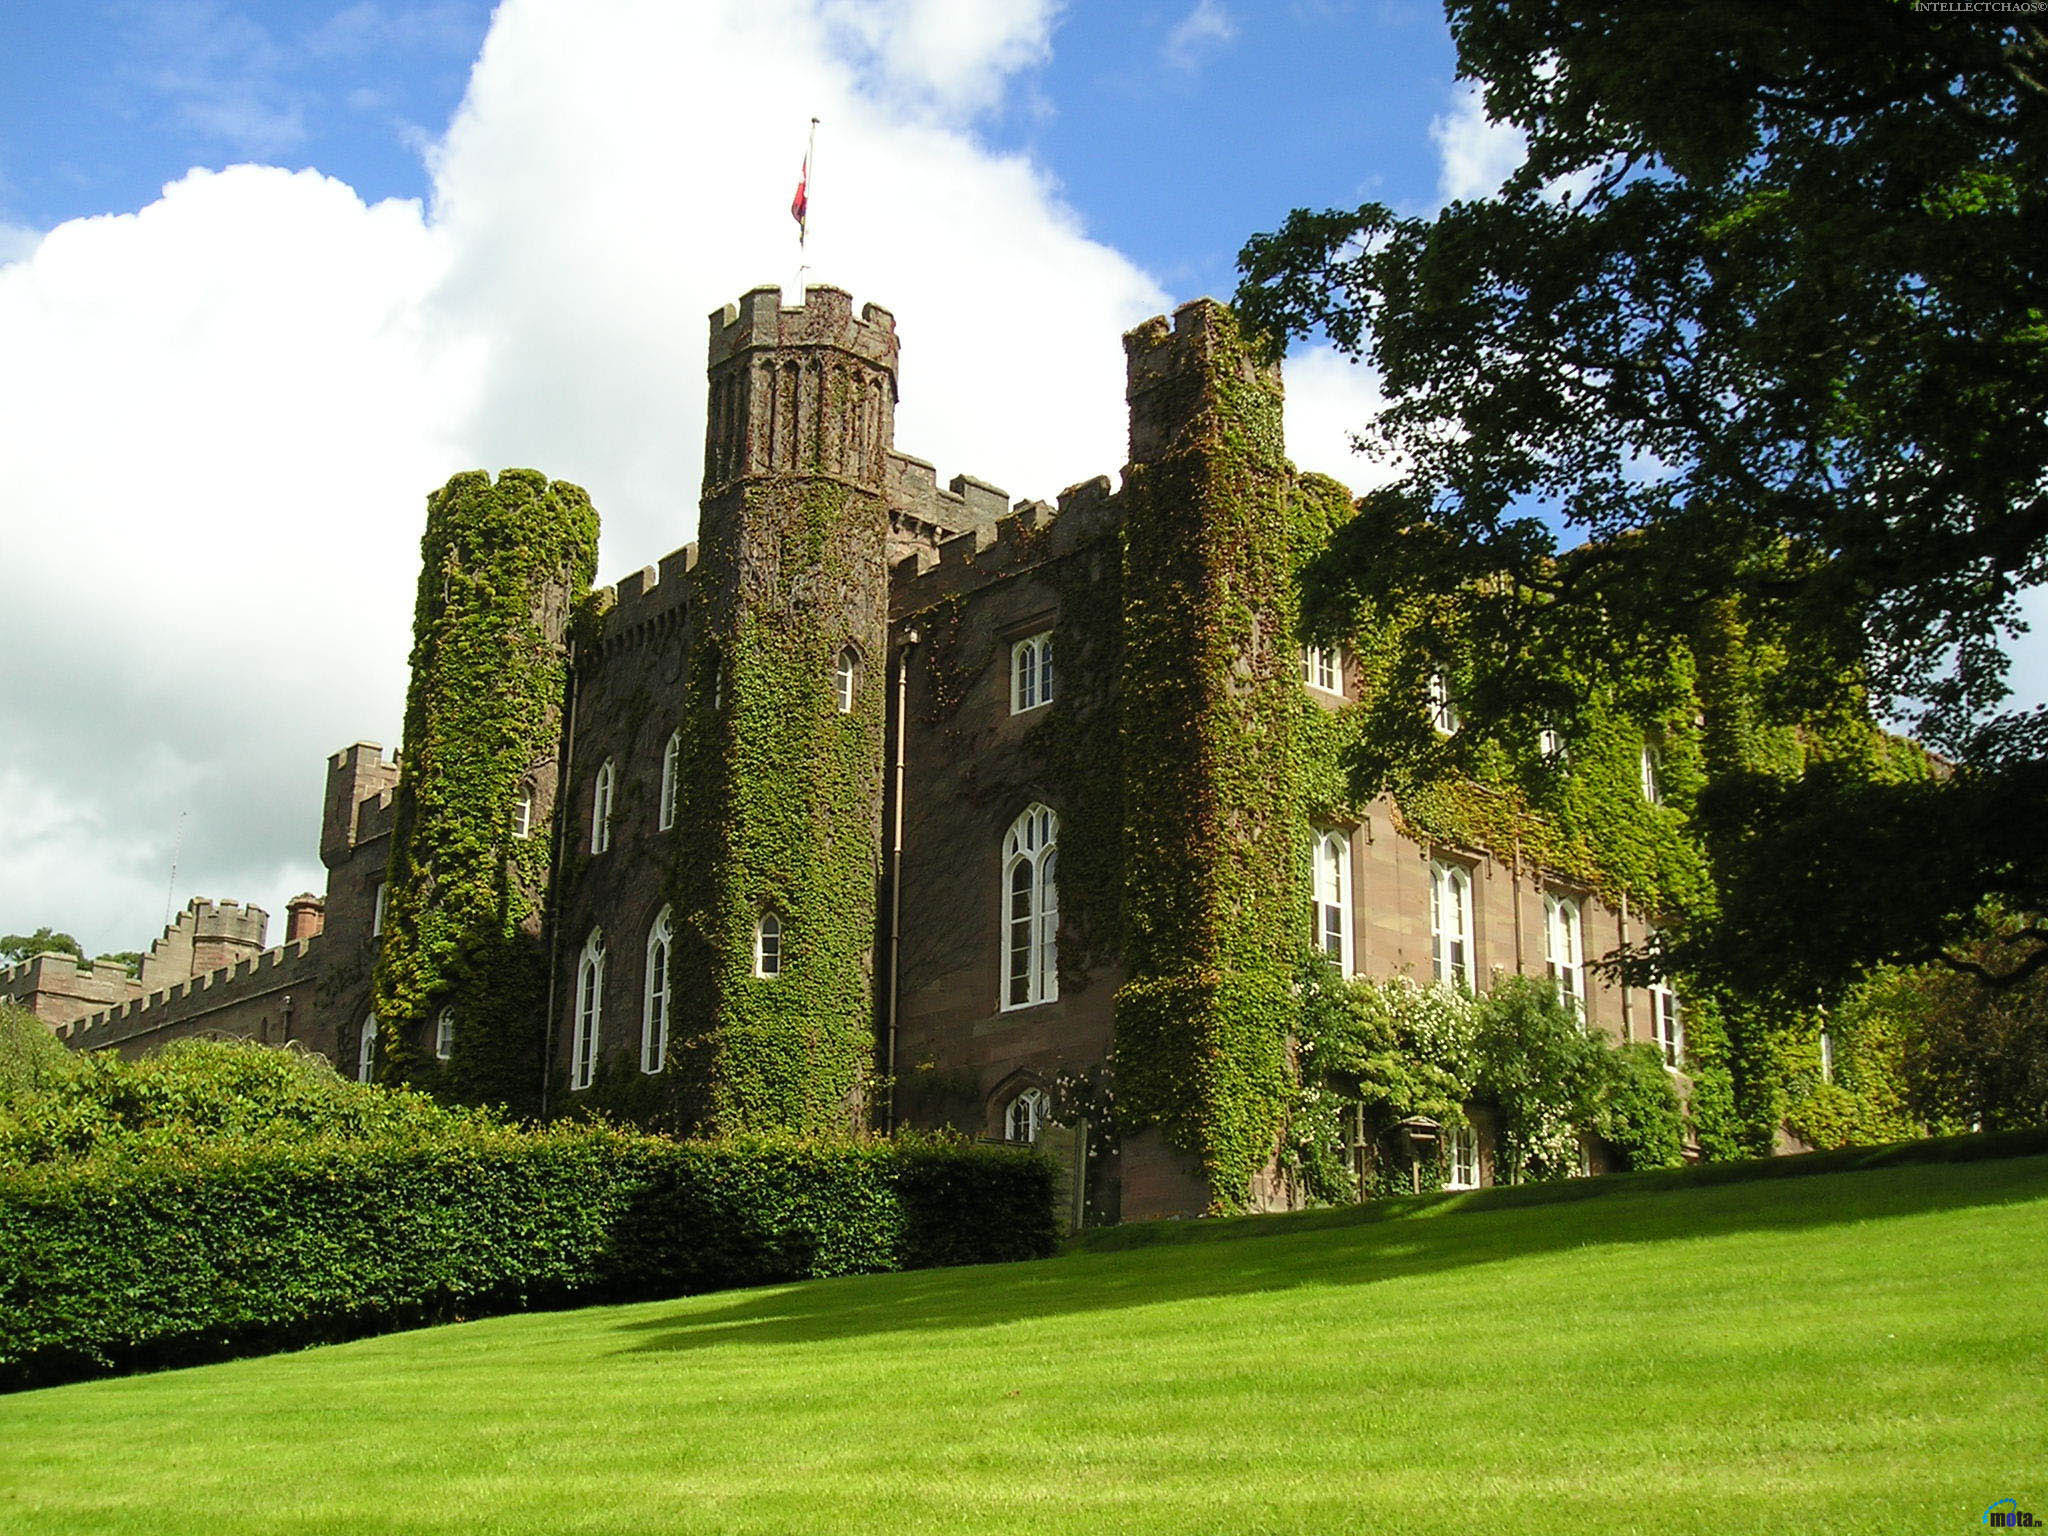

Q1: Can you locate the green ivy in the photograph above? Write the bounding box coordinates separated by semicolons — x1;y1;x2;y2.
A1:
668;475;887;1135
374;469;597;1116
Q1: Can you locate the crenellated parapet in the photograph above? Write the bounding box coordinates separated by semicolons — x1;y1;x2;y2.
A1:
587;543;698;662
322;742;401;868
889;474;1122;616
704;286;898;495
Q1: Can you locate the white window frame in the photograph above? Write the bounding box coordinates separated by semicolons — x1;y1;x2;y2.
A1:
1543;893;1586;1019
643;907;671;1074
658;731;681;832
1650;980;1682;1068
357;1015;378;1083
1430;859;1475;990
572;929;604;1090
591;760;615;854
434;1006;454;1062
1640;743;1662;805
371;881;387;937
1426;672;1462;736
754;911;782;978
833;647;859;715
1001;804;1059;1009
1538;727;1564;763
1819;1027;1834;1084
1006;1087;1050;1144
1010;632;1054;715
513;793;533;840
1314;829;1352;973
1301;645;1342;695
1446;1122;1480;1189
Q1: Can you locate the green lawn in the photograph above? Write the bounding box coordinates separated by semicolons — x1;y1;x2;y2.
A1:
3;1154;2044;1535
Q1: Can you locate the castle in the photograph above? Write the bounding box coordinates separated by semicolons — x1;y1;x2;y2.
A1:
7;285;1696;1219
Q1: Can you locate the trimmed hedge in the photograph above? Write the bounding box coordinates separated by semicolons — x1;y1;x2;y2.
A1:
0;1126;1056;1391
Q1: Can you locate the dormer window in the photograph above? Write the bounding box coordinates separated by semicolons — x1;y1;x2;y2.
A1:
1011;632;1054;714
1426;672;1462;735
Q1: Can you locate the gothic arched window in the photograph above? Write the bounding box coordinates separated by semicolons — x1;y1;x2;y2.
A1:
1002;804;1059;1008
591;761;615;854
1430;860;1474;990
643;907;671;1074
357;1015;378;1084
1006;1086;1050;1144
1315;830;1351;972
434;1005;454;1062
572;929;605;1089
754;911;783;978
659;731;681;831
1543;895;1585;1019
834;647;860;714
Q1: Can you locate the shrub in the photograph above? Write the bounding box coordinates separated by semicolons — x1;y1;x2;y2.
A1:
0;1004;73;1103
0;1045;1056;1391
1597;1041;1687;1171
1470;979;1610;1182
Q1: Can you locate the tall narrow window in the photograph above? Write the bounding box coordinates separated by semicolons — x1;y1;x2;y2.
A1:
1002;804;1059;1007
1010;632;1054;714
1006;1087;1050;1144
1314;830;1352;972
1650;980;1682;1068
833;647;860;714
643;907;671;1073
1538;727;1565;764
434;1006;454;1062
1544;894;1585;1018
513;793;533;840
591;761;615;854
572;929;604;1090
1302;645;1342;695
754;911;782;978
1426;672;1462;735
1446;1122;1480;1189
357;1015;378;1084
1819;1028;1834;1084
1640;743;1662;804
1430;860;1474;989
371;881;387;937
659;731;681;831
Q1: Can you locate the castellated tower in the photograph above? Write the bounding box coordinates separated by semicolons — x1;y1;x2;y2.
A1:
670;286;896;1134
374;469;599;1112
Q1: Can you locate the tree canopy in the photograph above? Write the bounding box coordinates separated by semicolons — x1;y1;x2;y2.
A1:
1237;1;2048;1000
0;929;85;966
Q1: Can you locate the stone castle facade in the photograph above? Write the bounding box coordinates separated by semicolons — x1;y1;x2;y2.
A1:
8;285;1689;1219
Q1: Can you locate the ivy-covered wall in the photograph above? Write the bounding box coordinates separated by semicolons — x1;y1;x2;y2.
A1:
374;469;597;1115
1111;303;1306;1211
673;339;894;1135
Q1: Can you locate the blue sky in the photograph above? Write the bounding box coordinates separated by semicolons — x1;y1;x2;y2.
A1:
0;2;1456;293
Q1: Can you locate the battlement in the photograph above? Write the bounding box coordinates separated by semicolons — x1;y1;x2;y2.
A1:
323;741;402;867
67;936;321;1052
589;543;697;659
890;473;1122;614
887;454;1011;537
1124;298;1282;465
707;285;899;376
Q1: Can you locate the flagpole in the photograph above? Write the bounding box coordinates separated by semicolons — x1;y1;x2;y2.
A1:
794;116;819;302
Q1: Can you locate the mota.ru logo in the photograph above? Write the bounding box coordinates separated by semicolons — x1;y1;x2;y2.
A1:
1985;1500;2041;1528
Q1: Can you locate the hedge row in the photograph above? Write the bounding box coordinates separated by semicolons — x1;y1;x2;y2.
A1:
0;1126;1056;1391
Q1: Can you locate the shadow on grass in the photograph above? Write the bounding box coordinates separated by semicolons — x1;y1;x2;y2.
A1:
611;1137;2048;1359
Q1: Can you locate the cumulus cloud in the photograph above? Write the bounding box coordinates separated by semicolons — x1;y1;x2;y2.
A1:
1430;80;1525;205
1162;1;1236;72
1282;346;1402;495
0;0;1163;954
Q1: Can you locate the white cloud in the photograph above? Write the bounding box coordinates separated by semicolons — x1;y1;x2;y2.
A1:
0;222;39;265
1163;1;1236;72
1282;345;1403;495
1430;81;1525;205
0;0;1163;955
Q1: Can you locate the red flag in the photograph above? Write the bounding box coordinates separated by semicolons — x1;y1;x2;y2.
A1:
791;153;809;243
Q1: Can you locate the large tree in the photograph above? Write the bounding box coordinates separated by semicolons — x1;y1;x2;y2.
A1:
1237;1;2048;1001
